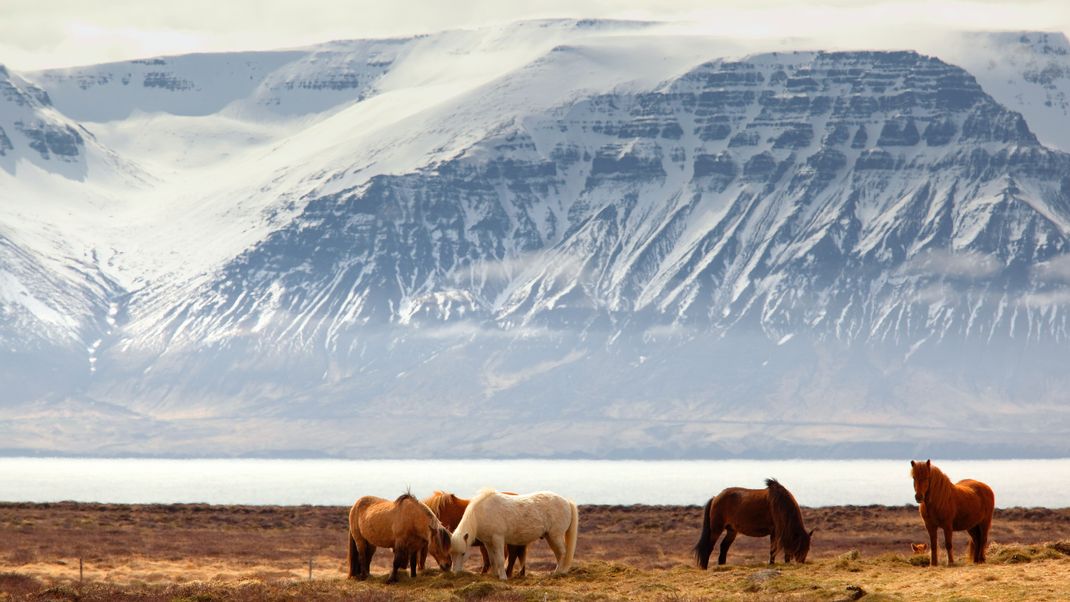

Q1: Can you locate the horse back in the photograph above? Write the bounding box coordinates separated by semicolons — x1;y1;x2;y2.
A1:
711;487;773;537
352;495;429;550
478;491;572;544
951;479;995;529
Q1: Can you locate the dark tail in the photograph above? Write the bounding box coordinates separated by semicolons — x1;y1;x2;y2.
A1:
348;533;360;578
693;497;715;569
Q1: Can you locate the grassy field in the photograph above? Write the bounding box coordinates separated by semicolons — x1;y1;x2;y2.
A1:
2;503;1070;600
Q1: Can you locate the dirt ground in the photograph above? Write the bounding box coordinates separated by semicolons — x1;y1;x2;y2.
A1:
2;502;1070;600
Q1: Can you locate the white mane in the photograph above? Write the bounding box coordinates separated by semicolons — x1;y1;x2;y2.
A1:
472;487;498;502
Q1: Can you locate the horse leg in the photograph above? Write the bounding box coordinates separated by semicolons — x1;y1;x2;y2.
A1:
388;547;407;583
547;532;568;574
943;525;954;566
978;515;992;563
717;527;737;566
515;545;527;577
927;523;939;567
505;544;523;578
417;543;427;572
489;535;507;580
347;533;360;579
967;525;981;564
362;544;376;580
768;533;778;565
478;541;491;574
409;549;418;578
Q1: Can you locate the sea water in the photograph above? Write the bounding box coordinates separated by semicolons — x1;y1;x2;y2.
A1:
1;457;1067;507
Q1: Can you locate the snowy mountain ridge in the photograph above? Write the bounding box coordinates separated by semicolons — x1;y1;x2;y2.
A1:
2;21;1070;458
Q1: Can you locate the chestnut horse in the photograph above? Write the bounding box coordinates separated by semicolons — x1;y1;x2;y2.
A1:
694;479;814;568
347;493;452;582
421;491;527;576
910;459;995;566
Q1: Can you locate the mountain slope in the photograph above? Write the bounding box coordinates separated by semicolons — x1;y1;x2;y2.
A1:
3;24;1070;458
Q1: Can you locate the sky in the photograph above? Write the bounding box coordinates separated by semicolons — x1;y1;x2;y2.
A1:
1;0;1069;70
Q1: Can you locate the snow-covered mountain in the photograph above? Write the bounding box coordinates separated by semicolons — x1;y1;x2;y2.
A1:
3;21;1070;459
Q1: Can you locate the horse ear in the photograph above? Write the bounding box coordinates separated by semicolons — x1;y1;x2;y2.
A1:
910;460;915;467
926;459;931;468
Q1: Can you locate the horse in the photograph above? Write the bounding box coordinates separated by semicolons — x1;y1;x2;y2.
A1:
910;459;995;566
450;488;578;580
347;493;453;582
422;490;527;576
694;478;814;568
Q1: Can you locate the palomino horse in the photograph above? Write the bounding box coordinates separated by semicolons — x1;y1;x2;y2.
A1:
694;478;814;568
347;493;452;582
910;459;995;566
422;491;527;576
450;488;578;580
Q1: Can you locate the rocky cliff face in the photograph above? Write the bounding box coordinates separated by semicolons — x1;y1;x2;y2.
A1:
3;25;1070;458
130;51;1070;346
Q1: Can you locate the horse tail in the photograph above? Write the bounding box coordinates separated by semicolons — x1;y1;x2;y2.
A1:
693;497;715;569
347;531;360;578
978;482;995;563
562;500;579;572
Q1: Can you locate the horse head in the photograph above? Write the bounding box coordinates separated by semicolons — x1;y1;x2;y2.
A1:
910;459;932;504
787;528;815;563
450;529;472;573
427;523;453;571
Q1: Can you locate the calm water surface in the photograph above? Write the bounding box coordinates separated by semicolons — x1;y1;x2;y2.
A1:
1;458;1067;507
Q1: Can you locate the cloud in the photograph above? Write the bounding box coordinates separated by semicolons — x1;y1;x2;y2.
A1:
2;0;1069;70
642;323;691;341
1021;289;1070;308
901;249;1002;280
1034;254;1070;283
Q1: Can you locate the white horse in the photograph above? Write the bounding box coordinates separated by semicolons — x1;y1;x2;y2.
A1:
450;488;579;579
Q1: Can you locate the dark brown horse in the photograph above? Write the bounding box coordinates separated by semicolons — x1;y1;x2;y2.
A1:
910;459;995;566
422;490;527;576
347;493;452;583
694;479;814;568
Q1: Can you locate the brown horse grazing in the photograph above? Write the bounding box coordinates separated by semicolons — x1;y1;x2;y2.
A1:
422;491;527;576
910;459;995;566
347;493;453;583
694;479;814;568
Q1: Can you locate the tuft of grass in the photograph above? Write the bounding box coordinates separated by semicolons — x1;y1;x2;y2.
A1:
907;554;930;567
989;543;1065;564
833;550;861;570
1045;541;1070;556
456;580;512;601
0;572;41;598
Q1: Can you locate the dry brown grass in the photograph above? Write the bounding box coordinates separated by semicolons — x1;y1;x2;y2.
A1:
2;502;1070;600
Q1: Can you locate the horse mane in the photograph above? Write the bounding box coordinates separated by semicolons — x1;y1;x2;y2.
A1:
471;487;498;503
454;488;498;544
424;491;449;517
765;479;808;554
924;464;956;510
394;491;416;505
